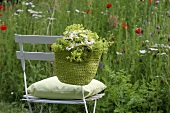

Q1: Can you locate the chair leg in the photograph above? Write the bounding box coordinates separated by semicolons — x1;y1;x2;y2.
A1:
83;98;88;113
40;104;44;113
81;86;88;113
27;101;33;113
93;99;97;113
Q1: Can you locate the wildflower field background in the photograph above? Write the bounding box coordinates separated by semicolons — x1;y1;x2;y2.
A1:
0;0;170;112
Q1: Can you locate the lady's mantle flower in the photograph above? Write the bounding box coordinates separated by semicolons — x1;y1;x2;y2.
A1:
107;3;112;8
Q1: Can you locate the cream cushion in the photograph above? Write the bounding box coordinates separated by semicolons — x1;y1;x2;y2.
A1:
27;76;106;99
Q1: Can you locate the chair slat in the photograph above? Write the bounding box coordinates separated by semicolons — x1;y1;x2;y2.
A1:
16;51;54;61
22;98;85;104
23;93;105;104
14;34;63;44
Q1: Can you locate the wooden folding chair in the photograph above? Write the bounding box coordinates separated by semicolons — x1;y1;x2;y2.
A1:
14;34;105;113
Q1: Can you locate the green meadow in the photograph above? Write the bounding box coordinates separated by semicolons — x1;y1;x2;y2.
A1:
0;0;170;112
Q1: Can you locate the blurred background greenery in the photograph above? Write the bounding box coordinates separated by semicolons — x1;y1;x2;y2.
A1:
0;0;170;112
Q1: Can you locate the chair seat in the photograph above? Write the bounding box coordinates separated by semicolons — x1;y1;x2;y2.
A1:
22;93;105;104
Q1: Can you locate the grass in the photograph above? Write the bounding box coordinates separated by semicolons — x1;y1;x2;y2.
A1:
0;102;29;113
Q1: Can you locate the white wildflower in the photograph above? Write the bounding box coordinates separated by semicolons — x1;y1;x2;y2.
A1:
38;11;42;14
29;2;33;5
67;11;71;13
47;17;56;20
116;52;122;55
157;53;166;55
145;40;149;42
16;9;24;13
31;5;35;8
139;50;147;54
75;9;80;13
149;48;158;51
14;13;19;16
25;2;29;5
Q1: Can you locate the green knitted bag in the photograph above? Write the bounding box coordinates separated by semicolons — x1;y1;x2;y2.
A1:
54;50;102;85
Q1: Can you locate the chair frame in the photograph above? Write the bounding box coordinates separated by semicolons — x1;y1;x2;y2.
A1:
14;34;104;113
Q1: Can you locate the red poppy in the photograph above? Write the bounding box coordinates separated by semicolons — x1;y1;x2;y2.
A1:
0;14;2;16
107;3;112;8
0;5;5;10
149;0;152;3
0;24;7;30
86;9;91;14
0;5;3;10
135;28;141;34
122;22;128;29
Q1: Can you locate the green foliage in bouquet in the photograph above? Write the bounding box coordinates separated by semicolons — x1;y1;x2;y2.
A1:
52;24;111;63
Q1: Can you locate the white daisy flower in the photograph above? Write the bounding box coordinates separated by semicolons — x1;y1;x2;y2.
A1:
80;34;88;38
66;44;74;51
85;38;95;45
72;30;78;35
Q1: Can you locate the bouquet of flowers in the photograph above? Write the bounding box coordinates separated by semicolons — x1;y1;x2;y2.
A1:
52;24;109;63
